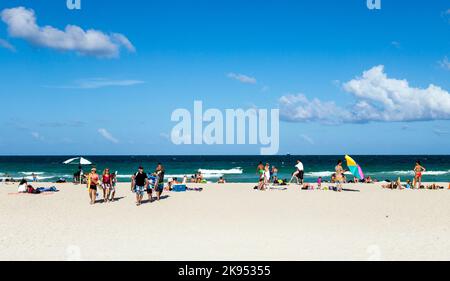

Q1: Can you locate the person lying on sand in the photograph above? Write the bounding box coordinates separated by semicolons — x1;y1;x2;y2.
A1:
18;179;28;193
426;184;444;190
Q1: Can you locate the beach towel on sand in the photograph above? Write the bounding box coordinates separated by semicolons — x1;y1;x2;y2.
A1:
172;185;187;192
36;187;59;193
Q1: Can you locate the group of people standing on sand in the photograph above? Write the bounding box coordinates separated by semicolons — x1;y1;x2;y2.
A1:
130;164;165;206
382;161;433;190
255;160;305;190
85;164;165;206
85;167;117;205
253;159;439;193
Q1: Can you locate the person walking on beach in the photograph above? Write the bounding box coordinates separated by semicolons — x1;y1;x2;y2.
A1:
257;161;264;180
109;172;117;202
32;173;38;183
132;166;148;206
413;161;426;189
257;164;271;190
271;166;279;183
335;160;345;192
101;168;112;203
289;160;304;185
152;163;165;201
87;167;99;205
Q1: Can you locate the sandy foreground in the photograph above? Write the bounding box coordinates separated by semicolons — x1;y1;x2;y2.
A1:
0;181;449;261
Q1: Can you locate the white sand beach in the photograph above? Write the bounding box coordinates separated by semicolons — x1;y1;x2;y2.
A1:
1;182;449;261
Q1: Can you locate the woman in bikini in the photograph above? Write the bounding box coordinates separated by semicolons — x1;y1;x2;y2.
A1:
87;167;99;205
102;168;112;203
335;160;345;192
413;161;426;189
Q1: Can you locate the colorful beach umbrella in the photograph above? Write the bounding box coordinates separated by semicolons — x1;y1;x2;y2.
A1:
345;155;365;180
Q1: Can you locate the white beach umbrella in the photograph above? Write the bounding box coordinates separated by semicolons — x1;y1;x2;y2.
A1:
63;157;93;165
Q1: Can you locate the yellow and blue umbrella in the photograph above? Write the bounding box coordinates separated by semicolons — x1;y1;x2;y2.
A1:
345;155;365;180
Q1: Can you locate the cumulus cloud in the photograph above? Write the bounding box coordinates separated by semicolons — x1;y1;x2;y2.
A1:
1;7;135;58
279;65;450;124
227;73;257;84
98;128;119;144
0;38;15;52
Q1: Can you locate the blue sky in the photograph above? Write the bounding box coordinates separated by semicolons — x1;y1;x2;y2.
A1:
0;0;449;155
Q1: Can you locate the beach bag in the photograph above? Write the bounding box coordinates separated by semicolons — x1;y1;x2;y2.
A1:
172;185;187;192
148;175;158;187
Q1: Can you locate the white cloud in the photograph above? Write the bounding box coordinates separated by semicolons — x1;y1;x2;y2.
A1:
49;78;145;89
433;128;448;136
300;134;315;145
279;94;353;124
0;38;15;52
31;132;44;141
159;133;170;140
227;73;257;84
443;9;450;23
98;128;119;144
1;7;135;58
279;65;450;124
391;41;401;49
439;57;450;71
261;85;270;92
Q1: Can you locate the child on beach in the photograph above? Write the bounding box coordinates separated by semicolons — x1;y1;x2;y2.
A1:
317;177;322;190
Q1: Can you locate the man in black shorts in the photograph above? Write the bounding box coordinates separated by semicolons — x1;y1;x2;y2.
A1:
132;166;148;206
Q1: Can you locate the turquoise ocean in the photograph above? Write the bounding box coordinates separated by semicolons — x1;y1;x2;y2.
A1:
0;156;449;183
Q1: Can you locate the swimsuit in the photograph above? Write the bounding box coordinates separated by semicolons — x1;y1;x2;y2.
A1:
102;175;112;189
